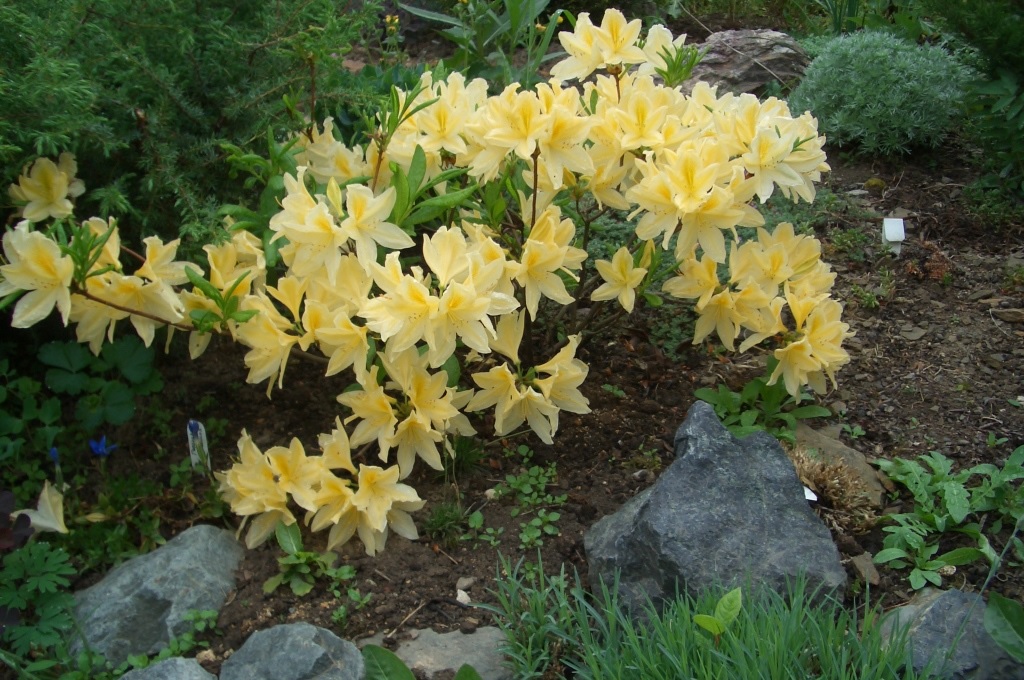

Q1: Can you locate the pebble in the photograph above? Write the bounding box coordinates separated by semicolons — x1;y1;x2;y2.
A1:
456;576;476;591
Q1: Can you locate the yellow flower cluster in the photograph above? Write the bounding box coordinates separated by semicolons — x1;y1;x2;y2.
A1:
217;426;422;554
1;9;851;556
7;152;85;222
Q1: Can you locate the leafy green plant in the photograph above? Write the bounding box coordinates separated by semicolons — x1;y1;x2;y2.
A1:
263;522;340;597
0;540;77;656
37;336;162;432
1;0;385;243
874;542;986;590
601;383;626;398
363;643;483;680
498;462;567;516
695;361;830;444
790;30;975;155
461;510;504;547
518;508;561;549
692;587;742;647
842;423;865;439
399;0;561;90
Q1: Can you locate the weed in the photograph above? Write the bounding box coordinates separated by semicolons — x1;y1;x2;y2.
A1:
518;509;561;549
424;501;467;548
601;383;626;399
851;284;879;309
829;227;873;262
461;510;504;547
842;423;866;440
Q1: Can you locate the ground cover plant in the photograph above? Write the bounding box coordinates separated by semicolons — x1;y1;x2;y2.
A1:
2;1;1023;678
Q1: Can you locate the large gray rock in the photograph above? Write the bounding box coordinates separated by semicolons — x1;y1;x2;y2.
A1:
73;524;243;665
883;589;1024;679
683;29;809;96
220;623;364;680
119;657;216;680
585;401;846;612
360;627;513;680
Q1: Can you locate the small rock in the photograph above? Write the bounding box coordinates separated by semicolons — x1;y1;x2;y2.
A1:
900;326;927;341
993;308;1024;323
459;619;477;634
968;289;997;302
849;553;880;586
456;589;471;605
456;576;476;591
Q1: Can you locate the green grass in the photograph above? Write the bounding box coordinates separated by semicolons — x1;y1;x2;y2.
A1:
489;557;936;679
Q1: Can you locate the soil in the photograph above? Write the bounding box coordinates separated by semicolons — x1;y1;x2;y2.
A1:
12;20;1024;679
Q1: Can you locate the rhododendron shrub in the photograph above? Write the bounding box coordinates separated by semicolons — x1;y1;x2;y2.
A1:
1;9;851;556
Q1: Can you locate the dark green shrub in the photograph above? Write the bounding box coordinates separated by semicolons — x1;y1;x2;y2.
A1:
1;0;382;246
789;30;973;155
917;0;1024;194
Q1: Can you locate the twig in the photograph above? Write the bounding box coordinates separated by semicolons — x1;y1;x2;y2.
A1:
386;600;429;639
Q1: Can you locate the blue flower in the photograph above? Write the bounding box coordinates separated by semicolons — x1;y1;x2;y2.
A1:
48;447;60;464
89;436;118;458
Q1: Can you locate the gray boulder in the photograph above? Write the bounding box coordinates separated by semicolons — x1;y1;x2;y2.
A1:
683;29;809;96
585;401;846;612
73;524;243;665
883;589;1024;679
220;623;364;680
119;657;216;680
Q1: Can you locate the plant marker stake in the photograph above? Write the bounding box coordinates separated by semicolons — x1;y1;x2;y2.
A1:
187;420;211;474
882;218;905;256
803;486;818;502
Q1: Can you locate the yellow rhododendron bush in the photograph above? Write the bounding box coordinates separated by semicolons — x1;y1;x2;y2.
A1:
0;9;851;556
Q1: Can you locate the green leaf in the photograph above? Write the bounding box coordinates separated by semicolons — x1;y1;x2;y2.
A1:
453;664;485;680
936;547;985;567
362;644;417;680
985;592;1024;662
263;573;284;594
276;521;303;555
407;145;427;196
713;587;742;627
693;613;725;637
642;291;663;307
290;576;314;597
102;336;155;384
99;381;136;426
38;341;92;373
186;266;222;303
941;482;971;524
873;547;910;564
441;353;461;388
788;405;831;419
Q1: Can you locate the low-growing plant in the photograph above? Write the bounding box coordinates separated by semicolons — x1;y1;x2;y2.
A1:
498;462;567;516
363;643;483;680
0;539;77;657
695;360;831;444
873;448;1024;588
461;510;504;547
518;508;561;549
790;30;975;155
423;500;468;548
263;522;341;597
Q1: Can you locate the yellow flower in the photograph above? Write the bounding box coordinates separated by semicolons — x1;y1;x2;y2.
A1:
550;13;605;83
8;153;85;222
318;417;357;475
265;437;322;512
135;236;196;286
338;366;398;457
339;185;412;270
591;247;647;313
351;464;421;534
0;221;74;327
594;8;646;67
13;480;68;534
